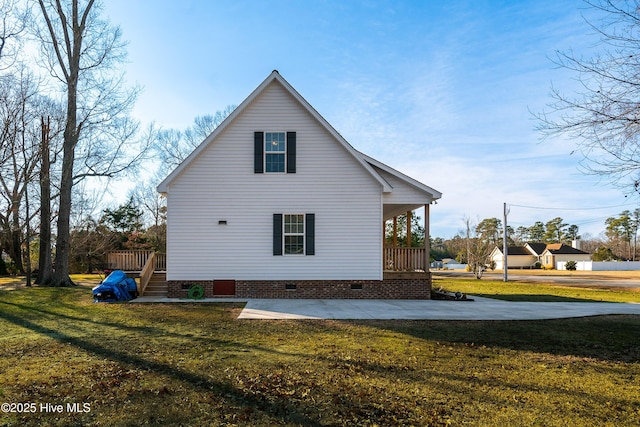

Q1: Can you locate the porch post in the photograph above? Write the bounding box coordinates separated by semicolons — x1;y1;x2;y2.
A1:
424;204;430;271
382;220;386;271
392;216;398;247
406;210;412;247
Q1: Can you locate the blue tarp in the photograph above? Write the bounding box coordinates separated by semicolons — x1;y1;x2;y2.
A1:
92;270;137;302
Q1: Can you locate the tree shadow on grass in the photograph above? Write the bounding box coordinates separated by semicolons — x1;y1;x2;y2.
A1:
0;300;229;343
309;336;638;425
0;309;325;426
356;315;640;363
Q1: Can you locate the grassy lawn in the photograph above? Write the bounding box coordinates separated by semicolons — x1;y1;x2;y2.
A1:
433;273;640;303
0;276;639;426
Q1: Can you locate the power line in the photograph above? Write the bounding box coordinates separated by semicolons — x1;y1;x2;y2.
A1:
509;202;636;211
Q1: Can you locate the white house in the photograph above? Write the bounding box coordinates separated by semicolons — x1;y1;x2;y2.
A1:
489;242;590;270
490;246;537;270
541;243;591;269
157;71;441;299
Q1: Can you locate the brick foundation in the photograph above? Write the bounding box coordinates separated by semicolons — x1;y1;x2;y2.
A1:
168;272;431;299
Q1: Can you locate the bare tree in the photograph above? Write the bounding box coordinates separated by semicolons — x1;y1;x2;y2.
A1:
536;0;640;193
0;0;30;69
153;107;236;175
35;0;147;286
461;217;495;279
0;68;42;274
468;236;493;279
130;177;167;251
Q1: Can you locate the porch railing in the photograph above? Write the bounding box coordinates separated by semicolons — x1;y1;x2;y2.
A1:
139;252;156;297
154;253;166;271
107;250;166;271
109;249;427;273
384;247;427;271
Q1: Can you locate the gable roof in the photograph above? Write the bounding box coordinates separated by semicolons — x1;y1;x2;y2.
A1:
525;243;547;256
492;246;537;256
157;71;440;202
494;243;590;257
508;246;535;256
543;243;589;255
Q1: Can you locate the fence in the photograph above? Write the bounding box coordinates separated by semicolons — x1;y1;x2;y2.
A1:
557;261;640;271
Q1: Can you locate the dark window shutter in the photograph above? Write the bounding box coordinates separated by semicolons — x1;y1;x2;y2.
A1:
305;213;315;255
273;214;283;255
254;132;264;173
286;131;296;173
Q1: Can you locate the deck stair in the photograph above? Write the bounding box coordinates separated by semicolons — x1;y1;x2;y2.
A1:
142;272;167;297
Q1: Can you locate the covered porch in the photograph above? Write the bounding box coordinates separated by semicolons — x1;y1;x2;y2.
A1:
383;203;433;272
365;154;441;274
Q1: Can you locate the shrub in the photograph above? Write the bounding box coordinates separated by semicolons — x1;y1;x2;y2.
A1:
565;260;577;271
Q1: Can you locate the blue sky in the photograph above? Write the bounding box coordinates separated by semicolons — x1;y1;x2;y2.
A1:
104;0;636;239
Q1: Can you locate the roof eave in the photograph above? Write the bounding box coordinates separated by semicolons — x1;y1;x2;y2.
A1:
360;152;442;201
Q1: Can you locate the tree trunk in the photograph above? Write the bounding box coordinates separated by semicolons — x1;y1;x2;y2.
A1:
50;97;77;287
36;116;52;285
10;201;24;274
24;181;31;287
46;0;85;288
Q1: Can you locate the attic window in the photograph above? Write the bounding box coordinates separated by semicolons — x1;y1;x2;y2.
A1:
265;132;286;172
254;131;296;173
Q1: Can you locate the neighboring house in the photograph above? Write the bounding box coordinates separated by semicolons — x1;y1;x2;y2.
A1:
157;71;442;299
490;246;537;270
490;242;590;270
432;258;467;270
524;242;548;265
541;243;591;269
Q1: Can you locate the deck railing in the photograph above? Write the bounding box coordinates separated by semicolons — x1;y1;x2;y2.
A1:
107;250;166;272
138;252;156;297
154;253;166;271
109;249;426;274
384;247;427;271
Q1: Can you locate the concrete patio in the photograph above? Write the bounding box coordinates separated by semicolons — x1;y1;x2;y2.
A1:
131;296;640;320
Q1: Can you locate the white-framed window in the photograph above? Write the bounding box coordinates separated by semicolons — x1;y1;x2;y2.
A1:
273;213;314;256
265;132;286;173
255;131;296;174
284;214;305;254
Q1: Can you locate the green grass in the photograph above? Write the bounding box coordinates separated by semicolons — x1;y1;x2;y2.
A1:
433;274;640;303
0;281;639;426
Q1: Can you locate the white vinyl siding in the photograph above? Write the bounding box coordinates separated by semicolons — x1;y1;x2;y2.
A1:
164;80;383;281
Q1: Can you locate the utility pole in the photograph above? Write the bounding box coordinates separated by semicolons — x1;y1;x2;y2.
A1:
465;217;471;270
503;202;509;282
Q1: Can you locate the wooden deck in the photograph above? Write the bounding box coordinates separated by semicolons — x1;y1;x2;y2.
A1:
106;251;167;297
107;251;166;272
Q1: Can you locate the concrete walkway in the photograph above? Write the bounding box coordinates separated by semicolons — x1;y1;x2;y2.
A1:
132;296;640;320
